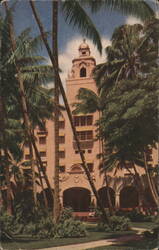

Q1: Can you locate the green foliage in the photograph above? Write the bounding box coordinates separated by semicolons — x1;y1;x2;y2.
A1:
116;209;155;222
0;210;14;232
24;216;56;239
57;218;87;238
59;207;73;223
0;210;14;242
97;216;130;232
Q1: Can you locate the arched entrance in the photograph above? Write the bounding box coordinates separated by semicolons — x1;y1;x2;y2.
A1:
98;187;115;208
63;187;91;211
37;188;54;210
120;186;139;208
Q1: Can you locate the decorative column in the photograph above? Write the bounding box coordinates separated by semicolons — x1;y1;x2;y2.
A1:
115;192;120;210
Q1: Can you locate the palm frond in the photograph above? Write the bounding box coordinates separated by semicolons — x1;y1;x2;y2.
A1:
62;0;102;54
80;0;154;21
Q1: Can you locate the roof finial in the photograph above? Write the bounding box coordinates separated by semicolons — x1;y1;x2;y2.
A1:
83;38;86;43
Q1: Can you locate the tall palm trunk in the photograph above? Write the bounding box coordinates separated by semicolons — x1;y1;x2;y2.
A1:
52;0;60;223
36;162;48;208
4;2;54;203
29;0;109;224
100;111;114;215
28;141;37;206
0;96;12;214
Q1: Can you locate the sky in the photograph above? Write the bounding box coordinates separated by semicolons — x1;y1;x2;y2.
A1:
1;0;158;86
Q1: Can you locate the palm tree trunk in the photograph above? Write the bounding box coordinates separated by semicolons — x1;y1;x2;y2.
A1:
36;162;48;209
4;2;54;203
0;96;12;214
29;0;109;224
143;151;159;207
100;110;114;216
105;173;114;215
52;0;61;223
28;141;37;206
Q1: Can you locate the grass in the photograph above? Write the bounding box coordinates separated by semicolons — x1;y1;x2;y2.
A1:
2;222;157;250
130;221;156;230
2;227;134;250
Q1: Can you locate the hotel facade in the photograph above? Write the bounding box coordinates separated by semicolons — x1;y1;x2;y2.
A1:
24;41;158;212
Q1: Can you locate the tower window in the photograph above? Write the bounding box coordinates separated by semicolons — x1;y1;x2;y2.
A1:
59;121;65;129
39;136;46;144
80;67;86;77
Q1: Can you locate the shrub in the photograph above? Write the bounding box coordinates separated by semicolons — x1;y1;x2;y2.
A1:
59;207;73;223
116;209;154;222
97;216;130;232
24;216;56;239
57;218;87;238
0;211;14;241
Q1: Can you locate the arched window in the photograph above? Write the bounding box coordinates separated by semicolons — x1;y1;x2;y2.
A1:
80;67;86;77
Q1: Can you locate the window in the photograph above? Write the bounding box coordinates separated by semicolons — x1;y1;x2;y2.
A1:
87;163;94;172
42;161;47;167
74;116;93;127
59;136;65;144
59;166;65;173
88;150;92;153
39;136;46;144
39;151;46;157
77;131;93;141
42;162;47;172
82;51;86;55
75;151;79;154
59;121;65;129
25;154;31;160
80;67;86;77
59;151;65;158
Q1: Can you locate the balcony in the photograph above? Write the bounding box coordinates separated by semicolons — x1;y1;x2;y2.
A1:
73;140;93;150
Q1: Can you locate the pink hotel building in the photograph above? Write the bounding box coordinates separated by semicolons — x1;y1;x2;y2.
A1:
24;40;158;212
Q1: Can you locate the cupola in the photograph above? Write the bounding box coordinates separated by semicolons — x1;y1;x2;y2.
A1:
79;39;90;57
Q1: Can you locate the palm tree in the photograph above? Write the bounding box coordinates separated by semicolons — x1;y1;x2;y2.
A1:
2;6;56;211
93;22;158;97
29;0;155;223
74;21;159;209
99;72;159;207
29;0;110;223
52;0;61;223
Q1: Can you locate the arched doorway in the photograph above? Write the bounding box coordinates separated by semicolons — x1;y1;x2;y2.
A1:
63;187;91;211
98;187;115;208
37;188;54;210
120;186;139;208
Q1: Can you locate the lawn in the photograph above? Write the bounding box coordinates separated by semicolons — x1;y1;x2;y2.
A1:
130;222;156;230
2;227;134;250
2;222;157;250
